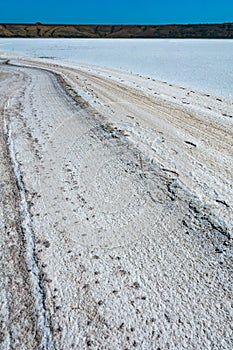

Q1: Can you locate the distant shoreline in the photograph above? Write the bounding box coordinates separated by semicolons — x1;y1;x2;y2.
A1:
0;23;233;38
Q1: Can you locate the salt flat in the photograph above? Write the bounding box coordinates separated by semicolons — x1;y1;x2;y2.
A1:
0;52;232;349
0;38;233;97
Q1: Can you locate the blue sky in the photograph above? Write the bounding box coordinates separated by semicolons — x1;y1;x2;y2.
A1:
1;0;233;24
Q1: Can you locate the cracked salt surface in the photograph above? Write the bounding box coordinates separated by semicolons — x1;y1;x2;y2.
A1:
0;51;232;349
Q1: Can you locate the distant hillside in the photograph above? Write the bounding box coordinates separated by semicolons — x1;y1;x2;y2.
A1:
0;23;232;38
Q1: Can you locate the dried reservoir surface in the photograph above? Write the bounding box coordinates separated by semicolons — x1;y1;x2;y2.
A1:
0;39;232;349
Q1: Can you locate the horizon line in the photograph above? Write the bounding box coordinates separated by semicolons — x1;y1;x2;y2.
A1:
1;22;232;26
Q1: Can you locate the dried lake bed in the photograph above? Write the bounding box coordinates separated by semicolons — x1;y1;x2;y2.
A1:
0;40;232;349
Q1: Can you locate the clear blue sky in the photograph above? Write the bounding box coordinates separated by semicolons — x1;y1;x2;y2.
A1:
1;0;233;24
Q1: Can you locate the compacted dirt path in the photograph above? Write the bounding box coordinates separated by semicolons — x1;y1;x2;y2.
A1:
0;61;232;349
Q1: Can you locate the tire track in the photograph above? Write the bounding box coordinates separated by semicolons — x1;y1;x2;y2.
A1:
1;69;56;349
